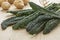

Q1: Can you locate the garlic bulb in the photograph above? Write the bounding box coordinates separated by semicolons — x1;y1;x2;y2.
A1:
14;0;24;9
23;0;29;5
1;2;11;10
0;0;5;6
8;0;15;4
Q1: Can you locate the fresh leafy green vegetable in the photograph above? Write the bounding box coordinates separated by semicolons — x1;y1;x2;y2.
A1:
45;3;60;12
7;9;34;16
12;11;43;30
43;19;60;34
28;21;47;35
26;15;57;32
29;2;60;18
43;3;60;34
1;16;25;30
